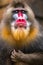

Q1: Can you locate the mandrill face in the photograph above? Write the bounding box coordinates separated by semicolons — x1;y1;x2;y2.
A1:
1;1;38;43
10;8;31;41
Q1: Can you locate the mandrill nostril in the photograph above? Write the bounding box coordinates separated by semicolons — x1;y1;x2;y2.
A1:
18;19;21;21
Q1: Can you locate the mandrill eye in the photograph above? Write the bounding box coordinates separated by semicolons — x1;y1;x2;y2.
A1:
12;10;19;13
21;10;27;13
21;10;28;20
12;10;19;20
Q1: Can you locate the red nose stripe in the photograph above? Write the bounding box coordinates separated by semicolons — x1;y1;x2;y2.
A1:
18;11;23;17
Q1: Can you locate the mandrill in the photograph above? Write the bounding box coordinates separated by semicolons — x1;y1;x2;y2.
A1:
0;0;43;65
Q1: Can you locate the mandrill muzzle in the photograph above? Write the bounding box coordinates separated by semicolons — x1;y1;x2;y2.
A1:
15;19;27;28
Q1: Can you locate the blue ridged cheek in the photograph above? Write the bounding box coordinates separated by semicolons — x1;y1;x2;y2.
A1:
13;14;18;20
23;14;28;20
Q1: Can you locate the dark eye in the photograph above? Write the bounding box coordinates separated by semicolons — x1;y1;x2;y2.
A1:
21;10;27;13
12;10;19;20
12;10;19;13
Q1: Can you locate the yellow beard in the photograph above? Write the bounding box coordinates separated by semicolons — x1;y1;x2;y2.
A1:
1;26;39;46
11;28;28;41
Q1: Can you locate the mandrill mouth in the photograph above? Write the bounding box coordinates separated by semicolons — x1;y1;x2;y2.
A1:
14;19;27;29
11;18;31;30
